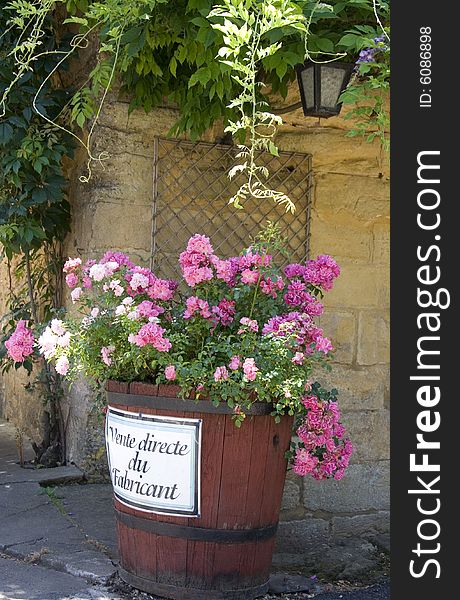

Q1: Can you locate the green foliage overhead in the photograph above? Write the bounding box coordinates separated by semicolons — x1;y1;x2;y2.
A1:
63;0;389;140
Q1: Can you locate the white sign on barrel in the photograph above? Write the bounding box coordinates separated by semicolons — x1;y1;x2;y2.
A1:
105;407;201;516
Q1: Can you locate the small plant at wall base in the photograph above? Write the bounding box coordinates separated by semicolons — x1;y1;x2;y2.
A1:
3;228;352;480
0;8;73;466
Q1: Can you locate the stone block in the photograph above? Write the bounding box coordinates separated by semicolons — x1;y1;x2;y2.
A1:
88;201;152;253
371;222;390;265
99;101;178;136
314;541;381;580
315;364;388;411
311;219;373;264
332;512;390;540
312;173;390;224
276;518;330;554
318;310;356;364
303;461;390;513
342;410;390;462
317;264;389;309
281;474;302;511
357;311;390;365
277;128;383;178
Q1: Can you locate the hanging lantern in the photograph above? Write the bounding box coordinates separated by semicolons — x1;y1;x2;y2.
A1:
296;61;355;118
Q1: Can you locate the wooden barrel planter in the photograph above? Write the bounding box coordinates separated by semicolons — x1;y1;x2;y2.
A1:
106;380;293;600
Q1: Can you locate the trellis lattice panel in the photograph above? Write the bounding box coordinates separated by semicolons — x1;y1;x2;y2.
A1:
150;137;313;280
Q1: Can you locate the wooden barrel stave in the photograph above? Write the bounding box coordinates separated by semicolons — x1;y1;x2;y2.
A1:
108;381;293;599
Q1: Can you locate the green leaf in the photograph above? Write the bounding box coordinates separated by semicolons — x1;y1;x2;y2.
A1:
8;115;27;129
315;37;335;53
338;33;361;49
188;66;211;88
268;141;279;156
0;123;14;145
63;16;89;26
76;112;86;128
169;56;177;77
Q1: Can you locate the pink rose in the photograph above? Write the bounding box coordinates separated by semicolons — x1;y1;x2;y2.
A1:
101;346;115;366
63;257;82;273
214;366;229;382
228;356;241;370
55;355;70;375
315;336;333;354
165;365;177;381
89;263;107;282
65;273;78;289
243;358;258;381
238;317;258;333
71;287;82;303
292;352;305;365
82;276;92;289
50;319;66;336
241;269;259;284
5;320;34;363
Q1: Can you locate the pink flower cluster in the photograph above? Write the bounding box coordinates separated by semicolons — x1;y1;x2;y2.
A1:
179;235;283;298
184;296;212;319
125;267;175;301
293;394;353;480
260;275;284;298
137;300;164;319
165;365;176;380
179;234;216;287
63;257;82;273
101;345;115;366
101;251;135;270
243;357;258;381
211;299;236;326
238;317;258;334
128;322;171;352
262;312;333;355
185;297;236;329
213;356;258;382
214;257;240;286
284;280;323;316
5;321;34;363
64;252;177;306
214;366;229;381
284;255;340;291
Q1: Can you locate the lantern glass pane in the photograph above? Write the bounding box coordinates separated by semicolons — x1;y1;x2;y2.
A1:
320;66;346;109
299;66;315;109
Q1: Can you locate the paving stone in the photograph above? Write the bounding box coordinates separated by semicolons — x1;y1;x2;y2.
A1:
58;484;117;556
0;482;116;584
0;556;88;600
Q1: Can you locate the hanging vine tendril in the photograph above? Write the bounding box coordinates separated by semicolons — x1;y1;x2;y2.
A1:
209;0;308;213
1;0;139;182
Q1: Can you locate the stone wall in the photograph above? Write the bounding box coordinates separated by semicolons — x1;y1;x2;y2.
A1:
0;91;390;574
